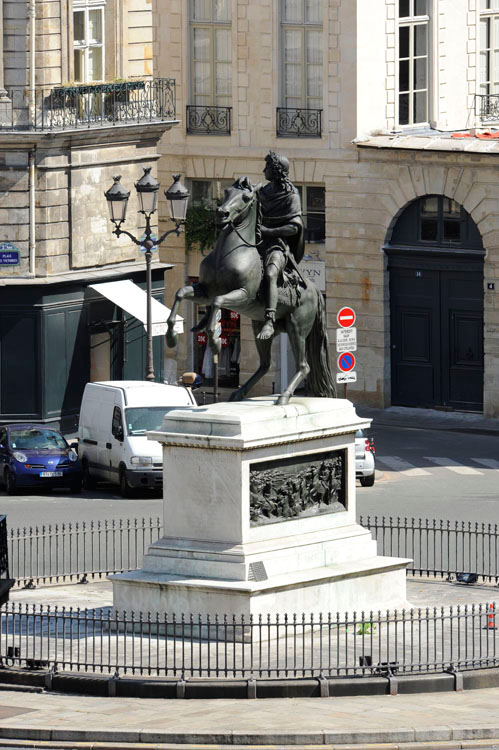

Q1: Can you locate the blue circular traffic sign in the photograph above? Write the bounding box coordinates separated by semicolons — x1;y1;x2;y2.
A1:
337;351;356;372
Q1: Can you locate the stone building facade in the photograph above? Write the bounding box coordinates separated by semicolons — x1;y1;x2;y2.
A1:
154;0;499;417
0;0;179;426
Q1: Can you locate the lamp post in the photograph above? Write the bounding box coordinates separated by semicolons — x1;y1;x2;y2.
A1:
105;168;189;381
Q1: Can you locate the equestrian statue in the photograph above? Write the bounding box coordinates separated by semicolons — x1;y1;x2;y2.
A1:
166;151;336;406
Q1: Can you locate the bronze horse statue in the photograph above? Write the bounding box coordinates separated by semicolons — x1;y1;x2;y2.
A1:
166;176;336;405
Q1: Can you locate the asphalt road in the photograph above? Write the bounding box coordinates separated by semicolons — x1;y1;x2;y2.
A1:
357;424;499;525
0;423;498;531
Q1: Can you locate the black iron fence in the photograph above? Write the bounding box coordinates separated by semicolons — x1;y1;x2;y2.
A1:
474;92;499;123
0;78;176;131
8;517;162;589
1;601;498;678
276;107;322;137
360;516;499;583
8;515;499;589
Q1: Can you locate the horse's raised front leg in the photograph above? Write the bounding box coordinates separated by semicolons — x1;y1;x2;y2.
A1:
205;288;249;355
166;283;210;348
278;316;310;406
191;306;212;333
229;320;274;402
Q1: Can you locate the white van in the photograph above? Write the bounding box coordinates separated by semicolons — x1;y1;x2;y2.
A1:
78;381;197;496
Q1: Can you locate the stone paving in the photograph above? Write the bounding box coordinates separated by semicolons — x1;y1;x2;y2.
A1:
0;579;497;747
0;682;499;747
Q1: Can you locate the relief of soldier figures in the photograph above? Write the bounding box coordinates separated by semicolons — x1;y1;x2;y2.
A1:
249;453;345;526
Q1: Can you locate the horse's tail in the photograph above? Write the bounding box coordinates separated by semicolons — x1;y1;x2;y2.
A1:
306;287;337;399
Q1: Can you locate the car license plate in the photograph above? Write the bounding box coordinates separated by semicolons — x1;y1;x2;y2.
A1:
40;471;63;478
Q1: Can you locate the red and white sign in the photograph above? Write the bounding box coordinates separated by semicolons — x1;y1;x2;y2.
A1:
337;306;356;328
337;351;356;373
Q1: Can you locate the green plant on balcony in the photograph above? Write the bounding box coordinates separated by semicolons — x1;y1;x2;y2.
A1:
185;200;218;254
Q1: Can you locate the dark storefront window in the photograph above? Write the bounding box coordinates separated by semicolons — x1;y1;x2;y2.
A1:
193;305;240;388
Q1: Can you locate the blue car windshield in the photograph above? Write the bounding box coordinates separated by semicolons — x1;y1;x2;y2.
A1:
9;429;68;451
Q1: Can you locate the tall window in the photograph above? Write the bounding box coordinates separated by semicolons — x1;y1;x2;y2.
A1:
280;0;323;110
297;185;325;242
190;0;232;107
480;1;499;96
73;2;104;83
398;0;429;125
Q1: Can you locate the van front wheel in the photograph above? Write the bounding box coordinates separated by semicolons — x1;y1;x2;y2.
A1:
82;461;95;491
119;469;133;498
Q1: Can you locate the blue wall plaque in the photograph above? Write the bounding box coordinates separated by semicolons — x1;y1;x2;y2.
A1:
0;243;20;265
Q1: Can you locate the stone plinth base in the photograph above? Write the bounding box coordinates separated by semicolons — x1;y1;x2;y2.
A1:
112;555;410;621
112;397;411;621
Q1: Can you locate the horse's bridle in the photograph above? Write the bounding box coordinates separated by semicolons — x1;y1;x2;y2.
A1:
227;191;263;249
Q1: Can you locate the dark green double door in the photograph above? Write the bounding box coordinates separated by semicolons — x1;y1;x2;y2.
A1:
389;253;484;411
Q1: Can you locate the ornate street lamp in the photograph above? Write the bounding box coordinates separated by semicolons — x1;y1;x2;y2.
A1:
105;168;189;382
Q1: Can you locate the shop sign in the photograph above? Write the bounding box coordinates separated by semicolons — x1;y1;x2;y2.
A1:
301;259;326;291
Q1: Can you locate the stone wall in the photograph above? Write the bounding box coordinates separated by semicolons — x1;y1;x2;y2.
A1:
0;151;29;270
154;0;498;415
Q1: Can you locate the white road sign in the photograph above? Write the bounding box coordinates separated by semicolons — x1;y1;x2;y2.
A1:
336;372;357;384
336;327;357;352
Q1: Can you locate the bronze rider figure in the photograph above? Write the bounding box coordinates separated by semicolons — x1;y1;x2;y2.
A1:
257;151;305;340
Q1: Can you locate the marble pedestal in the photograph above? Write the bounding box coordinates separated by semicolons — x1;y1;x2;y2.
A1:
112;397;411;618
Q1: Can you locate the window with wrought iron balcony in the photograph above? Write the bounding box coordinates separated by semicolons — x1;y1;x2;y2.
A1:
476;1;499;125
276;0;323;138
186;0;232;135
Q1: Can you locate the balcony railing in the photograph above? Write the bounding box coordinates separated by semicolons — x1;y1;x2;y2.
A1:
0;78;176;132
474;93;499;123
277;107;322;138
186;105;231;135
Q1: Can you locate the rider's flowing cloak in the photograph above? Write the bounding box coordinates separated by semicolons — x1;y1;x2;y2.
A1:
259;183;305;265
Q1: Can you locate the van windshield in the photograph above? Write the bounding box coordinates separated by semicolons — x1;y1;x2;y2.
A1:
125;407;184;436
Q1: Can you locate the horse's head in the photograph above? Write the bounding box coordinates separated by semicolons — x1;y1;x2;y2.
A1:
216;176;257;229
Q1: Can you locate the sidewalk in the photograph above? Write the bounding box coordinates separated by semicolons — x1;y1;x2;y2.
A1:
356;404;499;435
2;578;499;747
1;684;499;747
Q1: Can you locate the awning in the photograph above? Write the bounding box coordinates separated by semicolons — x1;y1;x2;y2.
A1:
89;280;183;337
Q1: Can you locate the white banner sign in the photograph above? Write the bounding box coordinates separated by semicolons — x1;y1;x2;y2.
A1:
336;327;357;352
301;260;326;291
336;372;357;384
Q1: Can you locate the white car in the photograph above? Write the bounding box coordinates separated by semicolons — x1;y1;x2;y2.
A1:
355;429;375;487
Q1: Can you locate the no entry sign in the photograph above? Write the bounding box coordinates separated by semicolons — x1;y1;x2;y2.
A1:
337;351;356;372
337;306;356;328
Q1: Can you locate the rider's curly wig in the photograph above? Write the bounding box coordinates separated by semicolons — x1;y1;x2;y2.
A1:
266;150;294;193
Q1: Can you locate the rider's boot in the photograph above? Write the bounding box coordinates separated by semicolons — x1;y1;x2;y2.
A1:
257;309;276;340
257;265;279;340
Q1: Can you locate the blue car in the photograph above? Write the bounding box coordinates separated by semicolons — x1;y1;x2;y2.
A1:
0;424;82;495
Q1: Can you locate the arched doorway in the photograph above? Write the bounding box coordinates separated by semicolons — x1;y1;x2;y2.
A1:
386;195;485;411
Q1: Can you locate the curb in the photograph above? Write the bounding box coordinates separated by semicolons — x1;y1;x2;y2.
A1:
1;725;499;747
1;665;499;699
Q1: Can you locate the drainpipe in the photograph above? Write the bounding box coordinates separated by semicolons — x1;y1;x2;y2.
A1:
28;0;36;125
29;149;36;276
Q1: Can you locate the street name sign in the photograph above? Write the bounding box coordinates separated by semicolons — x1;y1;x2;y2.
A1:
336;327;357;352
0;242;19;265
337;306;356;328
336;372;357;384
